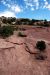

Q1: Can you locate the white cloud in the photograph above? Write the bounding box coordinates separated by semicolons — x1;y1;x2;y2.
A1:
1;0;22;13
43;0;50;10
34;0;39;9
11;5;22;13
34;0;39;3
1;0;11;8
44;0;47;1
1;0;50;14
0;11;16;17
46;4;50;10
31;8;34;11
24;0;50;10
1;0;23;17
25;3;33;7
1;0;6;4
24;0;39;10
24;0;33;7
36;2;39;9
45;1;48;5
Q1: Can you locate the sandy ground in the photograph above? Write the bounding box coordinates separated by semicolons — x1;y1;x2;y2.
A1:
0;27;50;75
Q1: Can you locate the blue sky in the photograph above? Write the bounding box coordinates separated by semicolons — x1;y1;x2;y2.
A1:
0;0;50;20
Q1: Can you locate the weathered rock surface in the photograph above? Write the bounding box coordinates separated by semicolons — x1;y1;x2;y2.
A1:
25;39;37;54
6;35;24;45
0;27;50;75
0;39;14;49
0;42;48;75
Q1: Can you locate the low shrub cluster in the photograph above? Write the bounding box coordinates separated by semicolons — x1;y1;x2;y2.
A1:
0;26;14;37
35;40;47;60
36;40;46;52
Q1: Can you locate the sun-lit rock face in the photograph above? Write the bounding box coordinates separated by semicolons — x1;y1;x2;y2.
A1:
0;27;50;75
0;39;14;49
6;35;24;45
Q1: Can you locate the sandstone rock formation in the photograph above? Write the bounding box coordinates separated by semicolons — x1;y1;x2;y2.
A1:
0;27;50;75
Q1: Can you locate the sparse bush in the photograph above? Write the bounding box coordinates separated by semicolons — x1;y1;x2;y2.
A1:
36;40;46;52
35;40;47;60
18;32;27;37
44;19;49;27
0;26;14;37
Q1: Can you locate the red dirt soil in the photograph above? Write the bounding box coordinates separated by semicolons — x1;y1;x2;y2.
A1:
0;27;50;75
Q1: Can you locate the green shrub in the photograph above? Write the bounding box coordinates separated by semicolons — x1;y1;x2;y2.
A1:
0;26;14;37
36;40;46;52
18;32;27;37
35;40;47;60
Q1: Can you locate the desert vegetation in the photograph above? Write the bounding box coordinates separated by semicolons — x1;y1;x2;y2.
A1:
35;40;47;60
0;16;50;27
0;26;14;37
36;40;46;52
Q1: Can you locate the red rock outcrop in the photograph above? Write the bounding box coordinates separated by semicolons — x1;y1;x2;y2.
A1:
0;27;50;75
